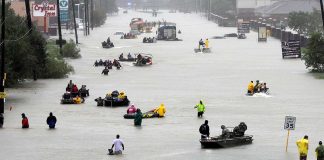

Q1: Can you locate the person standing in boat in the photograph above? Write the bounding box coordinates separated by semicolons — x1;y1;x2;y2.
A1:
194;100;205;118
199;120;210;139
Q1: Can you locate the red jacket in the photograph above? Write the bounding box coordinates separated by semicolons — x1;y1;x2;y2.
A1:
22;117;29;128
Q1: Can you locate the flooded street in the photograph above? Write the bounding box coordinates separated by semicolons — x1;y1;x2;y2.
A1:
1;10;324;160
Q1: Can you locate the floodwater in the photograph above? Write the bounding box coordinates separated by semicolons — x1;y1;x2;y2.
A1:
1;10;324;160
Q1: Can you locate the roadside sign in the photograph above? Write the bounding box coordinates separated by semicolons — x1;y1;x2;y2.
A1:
32;4;57;17
238;22;250;33
60;10;69;22
284;116;296;130
59;0;68;10
281;40;301;58
0;92;7;99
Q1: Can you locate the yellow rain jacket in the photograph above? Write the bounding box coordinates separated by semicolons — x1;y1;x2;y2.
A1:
205;39;209;48
296;138;309;156
74;97;82;104
154;104;166;117
248;82;254;93
118;92;126;100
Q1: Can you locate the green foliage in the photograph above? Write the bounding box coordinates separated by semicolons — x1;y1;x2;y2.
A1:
2;3;74;86
92;8;107;27
42;42;74;78
62;39;81;58
288;10;323;35
302;33;324;72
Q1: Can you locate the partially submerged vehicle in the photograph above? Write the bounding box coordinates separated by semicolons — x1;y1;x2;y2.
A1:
133;54;153;66
130;18;144;32
114;31;124;35
194;48;211;53
200;122;253;148
224;33;238;37
238;34;247;39
157;25;182;41
143;37;157;43
121;33;137;39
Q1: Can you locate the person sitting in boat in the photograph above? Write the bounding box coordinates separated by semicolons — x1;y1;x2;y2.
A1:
73;95;82;104
137;54;143;60
107;37;111;44
119;53;124;60
102;41;107;47
247;81;254;94
111;90;119;98
148;37;152;43
71;84;79;96
113;59;121;69
254;80;261;93
260;83;268;93
127;105;137;114
233;122;247;137
102;67;109;75
128;53;133;59
66;80;73;92
153;103;166;117
143;37;147;43
199;39;204;49
199;120;210;139
95;97;104;106
118;92;126;101
221;125;230;138
178;30;181;34
63;91;72;100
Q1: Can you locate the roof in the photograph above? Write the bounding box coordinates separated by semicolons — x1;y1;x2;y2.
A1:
255;0;320;15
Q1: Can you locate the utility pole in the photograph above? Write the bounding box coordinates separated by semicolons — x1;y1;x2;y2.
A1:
208;0;211;20
86;0;90;35
56;0;63;55
90;0;93;30
320;0;324;31
25;0;32;30
0;0;6;128
72;0;78;43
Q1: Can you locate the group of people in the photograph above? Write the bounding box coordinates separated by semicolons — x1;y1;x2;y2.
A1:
143;37;156;43
106;90;127;102
198;38;209;49
94;59;121;76
135;54;152;66
199;120;248;139
119;53;135;61
21;112;57;129
102;37;114;48
63;80;87;104
121;33;136;39
296;135;324;160
247;80;269;94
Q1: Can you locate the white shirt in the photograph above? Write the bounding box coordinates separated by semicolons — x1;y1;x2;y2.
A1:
112;139;124;152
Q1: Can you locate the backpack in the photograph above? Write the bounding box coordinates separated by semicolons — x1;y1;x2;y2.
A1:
199;125;207;134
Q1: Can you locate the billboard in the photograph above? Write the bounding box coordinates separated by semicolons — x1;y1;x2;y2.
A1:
237;0;257;9
32;3;57;17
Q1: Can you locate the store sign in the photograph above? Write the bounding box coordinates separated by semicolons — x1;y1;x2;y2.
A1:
32;4;57;17
258;26;267;42
59;0;68;10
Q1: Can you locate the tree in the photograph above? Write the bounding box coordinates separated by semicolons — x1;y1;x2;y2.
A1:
302;33;324;72
2;3;73;86
288;10;322;35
